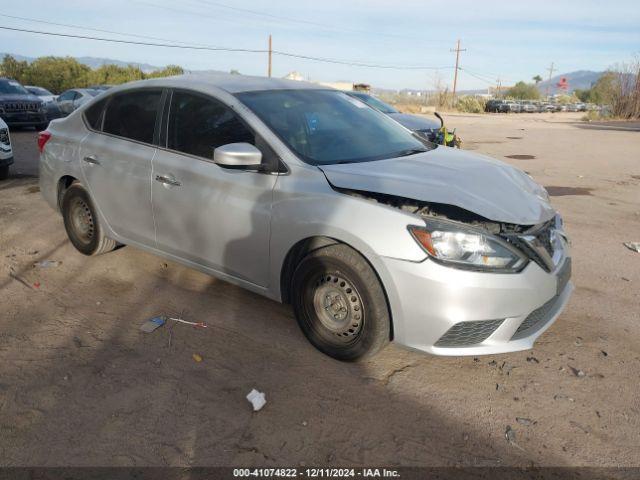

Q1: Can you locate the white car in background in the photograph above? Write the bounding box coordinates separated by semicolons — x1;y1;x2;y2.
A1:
0;117;13;180
25;86;58;104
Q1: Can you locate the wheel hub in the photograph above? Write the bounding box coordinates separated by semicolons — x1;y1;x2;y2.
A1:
312;274;363;338
70;198;94;244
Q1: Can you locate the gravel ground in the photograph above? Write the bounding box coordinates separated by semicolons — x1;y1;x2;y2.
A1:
0;113;639;467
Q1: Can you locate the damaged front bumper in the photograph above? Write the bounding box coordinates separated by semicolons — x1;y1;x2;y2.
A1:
378;244;572;356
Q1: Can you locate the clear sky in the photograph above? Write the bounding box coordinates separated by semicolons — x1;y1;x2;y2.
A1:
0;0;638;90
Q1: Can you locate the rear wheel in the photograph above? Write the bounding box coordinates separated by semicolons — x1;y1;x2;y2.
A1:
0;165;8;180
61;183;116;256
292;244;390;361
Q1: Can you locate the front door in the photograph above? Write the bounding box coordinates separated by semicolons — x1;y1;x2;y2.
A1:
79;89;163;246
151;90;277;287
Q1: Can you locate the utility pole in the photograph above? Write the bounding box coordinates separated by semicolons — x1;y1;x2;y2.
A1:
268;34;272;78
450;39;466;98
546;62;555;98
496;78;502;97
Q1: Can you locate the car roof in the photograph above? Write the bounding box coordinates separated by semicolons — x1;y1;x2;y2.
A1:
105;72;326;95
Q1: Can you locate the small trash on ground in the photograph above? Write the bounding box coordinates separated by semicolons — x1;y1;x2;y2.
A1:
169;317;208;329
600;350;608;357
505;425;516;443
526;356;539;364
8;269;35;290
140;316;166;333
33;260;61;268
554;393;575;402
246;389;266;412
516;417;533;426
192;353;203;363
33;281;41;289
568;366;586;377
574;337;583;346
623;242;640;253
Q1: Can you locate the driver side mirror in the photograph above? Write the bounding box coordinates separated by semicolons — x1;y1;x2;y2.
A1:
213;143;262;170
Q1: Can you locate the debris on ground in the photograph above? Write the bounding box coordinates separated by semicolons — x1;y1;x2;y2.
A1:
600;350;608;357
623;242;640;253
140;316;166;333
516;417;533;426
574;337;583;347
526;356;540;364
192;353;203;363
169;317;208;329
554;393;575;402
8;269;35;290
32;281;40;289
505;425;516;443
247;389;266;412
568;366;586;377
33;260;61;268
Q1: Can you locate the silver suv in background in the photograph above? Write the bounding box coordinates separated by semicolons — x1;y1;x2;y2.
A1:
0;117;12;179
39;74;572;361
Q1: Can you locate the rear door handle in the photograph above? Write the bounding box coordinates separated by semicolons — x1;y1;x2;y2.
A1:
83;155;100;165
155;174;182;187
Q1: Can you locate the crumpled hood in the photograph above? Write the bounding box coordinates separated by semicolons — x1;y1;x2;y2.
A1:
319;147;556;225
387;112;440;131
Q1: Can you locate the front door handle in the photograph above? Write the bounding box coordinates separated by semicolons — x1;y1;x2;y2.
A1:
155;174;182;187
83;155;100;165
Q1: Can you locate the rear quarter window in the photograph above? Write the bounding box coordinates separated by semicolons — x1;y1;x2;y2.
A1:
102;90;162;144
84;98;108;131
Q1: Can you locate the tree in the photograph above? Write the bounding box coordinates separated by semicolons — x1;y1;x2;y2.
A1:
148;65;184;78
0;55;29;82
22;57;91;93
532;75;543;84
506;81;540;100
588;72;616;105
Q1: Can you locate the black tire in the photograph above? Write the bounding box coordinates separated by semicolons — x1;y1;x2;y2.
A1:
291;244;390;361
0;165;8;180
61;183;116;256
35;123;48;132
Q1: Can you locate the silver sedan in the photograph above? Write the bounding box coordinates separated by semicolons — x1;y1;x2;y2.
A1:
38;74;572;361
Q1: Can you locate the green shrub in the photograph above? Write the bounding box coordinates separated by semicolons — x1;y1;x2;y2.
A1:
456;96;486;113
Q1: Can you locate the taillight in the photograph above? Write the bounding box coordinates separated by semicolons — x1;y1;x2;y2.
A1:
37;131;52;153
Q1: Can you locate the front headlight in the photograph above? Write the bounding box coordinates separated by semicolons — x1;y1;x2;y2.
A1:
409;219;528;273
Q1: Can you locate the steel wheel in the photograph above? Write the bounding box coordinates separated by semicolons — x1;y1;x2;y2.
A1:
69;197;95;245
312;273;364;342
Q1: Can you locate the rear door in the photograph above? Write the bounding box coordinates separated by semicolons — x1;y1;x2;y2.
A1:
79;89;163;246
151;89;277;286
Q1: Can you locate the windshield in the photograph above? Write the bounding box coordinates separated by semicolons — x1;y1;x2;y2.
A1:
237;89;429;165
0;79;30;95
27;86;53;96
348;92;399;114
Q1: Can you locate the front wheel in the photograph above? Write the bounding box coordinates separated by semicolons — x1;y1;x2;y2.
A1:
61;183;116;256
0;165;9;180
292;244;390;361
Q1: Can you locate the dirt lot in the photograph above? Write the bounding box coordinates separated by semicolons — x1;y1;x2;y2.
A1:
1;113;639;468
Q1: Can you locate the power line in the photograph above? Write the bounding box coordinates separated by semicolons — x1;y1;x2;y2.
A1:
0;25;455;71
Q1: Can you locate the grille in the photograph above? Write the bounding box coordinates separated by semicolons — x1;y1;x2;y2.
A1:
2;102;40;112
435;318;505;347
503;219;556;271
512;258;571;340
0;128;8;145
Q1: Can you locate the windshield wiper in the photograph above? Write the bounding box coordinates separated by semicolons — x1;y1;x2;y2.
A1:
394;148;428;157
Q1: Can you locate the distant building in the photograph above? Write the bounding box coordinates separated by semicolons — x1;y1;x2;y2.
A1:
283;71;305;81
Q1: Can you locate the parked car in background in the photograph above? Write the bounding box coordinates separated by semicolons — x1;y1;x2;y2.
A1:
346;91;460;147
566;104;579;112
25;86;57;104
56;88;102;116
25;85;64;122
88;85;113;92
520;101;537;113
39;74;572;361
485;99;506;113
0;78;48;129
506;101;521;113
0;117;13;179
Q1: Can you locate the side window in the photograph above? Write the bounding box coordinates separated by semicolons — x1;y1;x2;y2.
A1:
58;91;75;101
167;91;254;159
84;98;107;130
103;90;161;144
